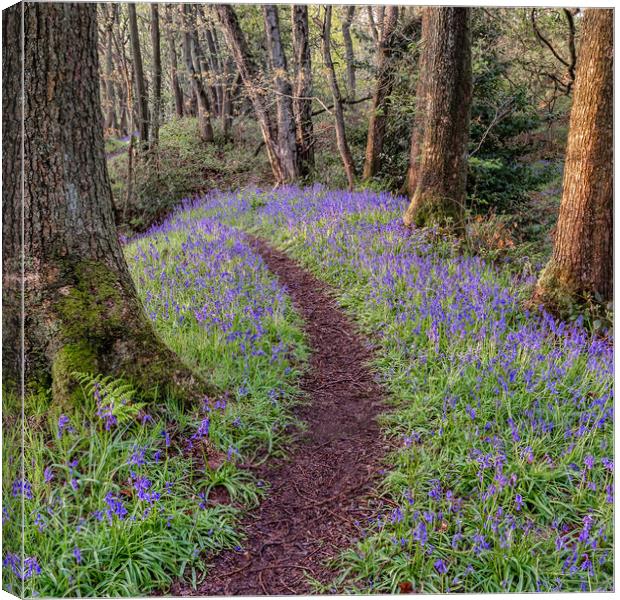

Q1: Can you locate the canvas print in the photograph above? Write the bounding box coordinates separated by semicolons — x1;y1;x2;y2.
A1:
1;2;613;597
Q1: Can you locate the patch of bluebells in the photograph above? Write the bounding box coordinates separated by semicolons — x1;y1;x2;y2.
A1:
3;553;42;581
184;186;613;592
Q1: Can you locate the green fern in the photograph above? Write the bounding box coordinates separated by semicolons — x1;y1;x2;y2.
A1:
72;371;146;425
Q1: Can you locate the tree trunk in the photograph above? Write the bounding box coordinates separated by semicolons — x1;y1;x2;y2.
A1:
341;6;356;100
403;8;472;230
405;43;426;197
322;6;356;191
181;4;214;142
291;5;314;175
263;4;299;180
128;3;149;149
221;60;238;140
165;5;184;118
3;3;202;403
363;6;399;180
205;26;224;117
535;9;613;309
150;4;162;148
192;19;219;124
216;4;286;184
103;4;118;133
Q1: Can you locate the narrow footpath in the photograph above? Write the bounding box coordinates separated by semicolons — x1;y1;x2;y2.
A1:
183;237;390;595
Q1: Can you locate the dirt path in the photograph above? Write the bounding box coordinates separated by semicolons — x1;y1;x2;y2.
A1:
179;237;389;595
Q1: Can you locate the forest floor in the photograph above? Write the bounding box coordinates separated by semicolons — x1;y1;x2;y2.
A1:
175;237;390;595
3;184;611;596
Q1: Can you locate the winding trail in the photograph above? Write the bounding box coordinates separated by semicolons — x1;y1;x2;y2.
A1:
182;237;390;595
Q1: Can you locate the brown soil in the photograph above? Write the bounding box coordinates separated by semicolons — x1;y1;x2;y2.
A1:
176;237;389;595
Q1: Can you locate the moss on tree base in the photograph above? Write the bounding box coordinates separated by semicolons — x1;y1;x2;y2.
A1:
403;192;464;231
43;259;209;406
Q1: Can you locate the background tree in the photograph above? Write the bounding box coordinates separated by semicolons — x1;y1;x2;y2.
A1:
216;4;287;183
150;3;162;148
181;4;214;142
263;5;299;180
341;6;356;100
363;6;399;180
321;5;356;191
128;3;149;148
403;8;472;229
165;4;185;119
535;9;613;310
4;2;201;402
292;4;314;175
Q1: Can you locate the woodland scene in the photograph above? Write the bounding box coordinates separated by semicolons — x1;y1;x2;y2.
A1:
1;2;613;596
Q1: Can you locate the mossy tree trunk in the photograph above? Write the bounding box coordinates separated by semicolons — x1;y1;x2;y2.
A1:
534;9;613;310
403;8;472;230
3;3;203;404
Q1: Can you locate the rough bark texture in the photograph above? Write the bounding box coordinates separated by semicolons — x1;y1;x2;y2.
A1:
150;3;162;148
322;7;356;191
2;4;23;393
181;4;214;142
291;5;314;174
535;9;613;308
263;4;299;181
341;6;356;100
363;6;399;180
216;4;286;184
165;4;184;118
403;8;472;230
128;3;149;149
3;3;203;403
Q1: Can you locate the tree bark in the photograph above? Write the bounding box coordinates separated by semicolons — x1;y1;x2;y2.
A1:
150;3;162;148
322;6;356;191
264;4;299;180
192;15;219;126
363;6;399;180
403;8;472;230
216;4;286;184
128;3;149;149
291;5;314;175
165;4;184;118
205;27;224;117
181;4;214;142
341;6;356;100
535;9;613;308
103;4;118;133
3;3;202;403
